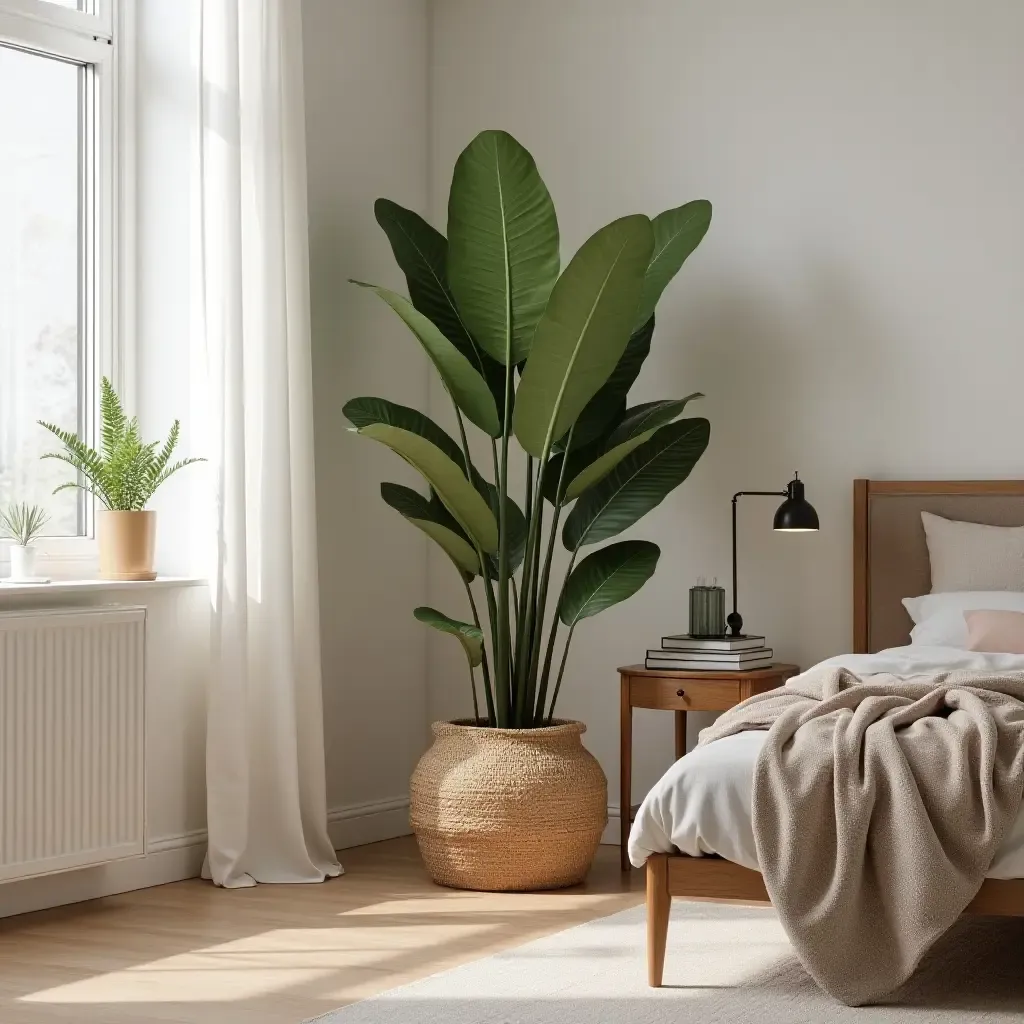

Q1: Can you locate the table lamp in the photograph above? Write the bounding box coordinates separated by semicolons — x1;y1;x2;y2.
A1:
727;473;819;637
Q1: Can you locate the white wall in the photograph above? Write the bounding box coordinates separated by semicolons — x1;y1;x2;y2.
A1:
302;0;432;842
429;0;1024;810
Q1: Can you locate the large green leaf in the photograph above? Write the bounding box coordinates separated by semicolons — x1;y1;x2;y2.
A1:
447;130;560;366
558;540;661;626
513;215;654;459
634;200;712;331
562;417;710;550
344;397;463;464
344;397;499;514
373;200;506;407
351;282;500;437
414;606;483;668
356;423;499;553
482;487;528;576
381;482;480;577
563;394;703;501
556;314;654;453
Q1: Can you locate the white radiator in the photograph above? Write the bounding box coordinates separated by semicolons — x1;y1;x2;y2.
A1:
0;606;146;882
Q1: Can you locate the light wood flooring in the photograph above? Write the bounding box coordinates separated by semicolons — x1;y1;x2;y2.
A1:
0;837;644;1024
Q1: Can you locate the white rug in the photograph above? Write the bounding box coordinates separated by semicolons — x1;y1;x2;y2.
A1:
309;900;1024;1023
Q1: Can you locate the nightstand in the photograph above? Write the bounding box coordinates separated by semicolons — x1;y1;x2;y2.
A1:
618;662;799;870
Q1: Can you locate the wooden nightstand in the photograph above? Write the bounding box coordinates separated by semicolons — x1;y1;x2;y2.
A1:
618;662;799;870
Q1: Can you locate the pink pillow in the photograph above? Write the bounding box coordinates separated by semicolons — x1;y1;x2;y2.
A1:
964;610;1024;654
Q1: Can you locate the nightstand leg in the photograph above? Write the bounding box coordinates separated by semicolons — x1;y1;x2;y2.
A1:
674;710;687;760
620;677;632;871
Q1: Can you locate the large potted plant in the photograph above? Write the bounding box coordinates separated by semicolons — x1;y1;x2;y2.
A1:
349;130;712;891
40;377;204;580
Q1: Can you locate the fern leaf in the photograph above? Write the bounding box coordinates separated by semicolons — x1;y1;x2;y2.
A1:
100;376;128;461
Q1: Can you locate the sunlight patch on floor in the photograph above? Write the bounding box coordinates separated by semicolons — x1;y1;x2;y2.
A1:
17;912;501;1005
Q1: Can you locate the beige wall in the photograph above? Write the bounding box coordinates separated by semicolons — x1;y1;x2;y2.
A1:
427;0;1024;812
303;0;432;839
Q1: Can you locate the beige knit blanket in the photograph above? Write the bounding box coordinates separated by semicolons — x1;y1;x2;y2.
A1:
699;666;1024;1006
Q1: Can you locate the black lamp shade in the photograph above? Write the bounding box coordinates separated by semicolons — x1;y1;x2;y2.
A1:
773;476;819;532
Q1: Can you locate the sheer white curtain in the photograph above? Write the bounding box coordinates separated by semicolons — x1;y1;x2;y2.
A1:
194;0;341;887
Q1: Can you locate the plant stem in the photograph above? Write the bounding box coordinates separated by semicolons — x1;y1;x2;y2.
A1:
526;433;573;722
495;360;515;727
513;492;543;722
468;665;481;725
546;623;577;724
452;402;501;722
535;547;578;724
463;577;495;726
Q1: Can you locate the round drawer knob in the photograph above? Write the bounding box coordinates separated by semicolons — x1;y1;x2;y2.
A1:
676;688;685;697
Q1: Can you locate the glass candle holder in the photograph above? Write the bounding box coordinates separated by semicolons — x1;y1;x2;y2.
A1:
689;584;725;637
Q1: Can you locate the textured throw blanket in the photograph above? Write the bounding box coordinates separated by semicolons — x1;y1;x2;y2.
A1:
699;666;1024;1006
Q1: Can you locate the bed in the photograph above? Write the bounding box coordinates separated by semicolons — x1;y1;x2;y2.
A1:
634;478;1024;988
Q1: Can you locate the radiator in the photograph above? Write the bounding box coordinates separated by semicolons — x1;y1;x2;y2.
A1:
0;606;146;882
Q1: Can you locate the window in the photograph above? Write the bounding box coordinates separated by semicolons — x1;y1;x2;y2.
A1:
0;0;118;542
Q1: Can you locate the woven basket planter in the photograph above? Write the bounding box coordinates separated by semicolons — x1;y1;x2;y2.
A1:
410;719;607;892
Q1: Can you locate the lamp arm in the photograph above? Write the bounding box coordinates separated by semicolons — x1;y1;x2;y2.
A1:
728;490;787;637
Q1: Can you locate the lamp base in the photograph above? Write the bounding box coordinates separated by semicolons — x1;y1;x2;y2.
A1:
726;611;744;637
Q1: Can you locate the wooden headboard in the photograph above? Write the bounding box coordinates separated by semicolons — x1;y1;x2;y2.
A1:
853;480;1024;653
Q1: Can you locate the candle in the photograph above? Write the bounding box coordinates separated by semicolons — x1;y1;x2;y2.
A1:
689;581;725;637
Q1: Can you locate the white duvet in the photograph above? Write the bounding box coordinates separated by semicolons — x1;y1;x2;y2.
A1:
628;645;1024;878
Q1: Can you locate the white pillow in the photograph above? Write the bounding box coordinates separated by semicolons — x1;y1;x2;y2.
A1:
903;591;1024;647
922;511;1024;593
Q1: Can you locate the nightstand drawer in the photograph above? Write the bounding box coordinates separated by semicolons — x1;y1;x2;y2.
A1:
629;676;741;711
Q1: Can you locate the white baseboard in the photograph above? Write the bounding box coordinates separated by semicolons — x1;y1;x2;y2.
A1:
601;804;622;846
328;796;411;850
0;797;414;920
0;840;206;920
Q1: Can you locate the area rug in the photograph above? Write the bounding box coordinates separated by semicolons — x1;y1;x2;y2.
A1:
308;899;1024;1023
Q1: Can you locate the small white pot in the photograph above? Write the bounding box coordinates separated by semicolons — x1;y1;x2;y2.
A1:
9;544;37;580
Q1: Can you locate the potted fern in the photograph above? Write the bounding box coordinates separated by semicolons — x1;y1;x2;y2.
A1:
0;503;50;581
39;378;204;581
349;130;712;890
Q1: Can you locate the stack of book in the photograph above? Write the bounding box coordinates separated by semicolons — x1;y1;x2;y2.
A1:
646;634;773;671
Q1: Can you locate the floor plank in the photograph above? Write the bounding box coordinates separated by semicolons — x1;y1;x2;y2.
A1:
0;837;644;1023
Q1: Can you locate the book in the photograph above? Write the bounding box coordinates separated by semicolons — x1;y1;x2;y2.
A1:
646;647;773;663
661;633;765;652
645;654;775;672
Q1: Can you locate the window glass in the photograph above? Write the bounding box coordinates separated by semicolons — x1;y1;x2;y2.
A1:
0;45;82;535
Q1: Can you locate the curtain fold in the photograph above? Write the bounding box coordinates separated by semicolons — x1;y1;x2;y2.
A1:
195;0;341;888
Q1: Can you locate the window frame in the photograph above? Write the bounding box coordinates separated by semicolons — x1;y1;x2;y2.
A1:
0;0;131;572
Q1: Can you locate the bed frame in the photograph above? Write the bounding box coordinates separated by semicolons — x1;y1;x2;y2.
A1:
646;478;1024;987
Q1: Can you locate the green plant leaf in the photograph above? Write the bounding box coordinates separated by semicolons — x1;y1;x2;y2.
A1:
561;315;654;453
356;423;499;553
562;417;710;550
381;482;480;577
351;282;501;437
373;199;506;407
414;606;484;668
447;130;560;366
558;540;661;626
344;397;490;496
562;395;703;501
345;397;466;469
483;487;528;576
634;200;712;331
513;215;654;459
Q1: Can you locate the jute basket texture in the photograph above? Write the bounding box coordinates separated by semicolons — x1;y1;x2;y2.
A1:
410;719;608;892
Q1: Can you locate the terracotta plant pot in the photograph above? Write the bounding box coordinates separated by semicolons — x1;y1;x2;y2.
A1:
410;719;607;892
97;510;157;581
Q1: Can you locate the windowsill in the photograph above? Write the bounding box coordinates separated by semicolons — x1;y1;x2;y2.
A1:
0;576;206;598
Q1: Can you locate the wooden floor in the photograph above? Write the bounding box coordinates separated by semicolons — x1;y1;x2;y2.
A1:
0;838;644;1023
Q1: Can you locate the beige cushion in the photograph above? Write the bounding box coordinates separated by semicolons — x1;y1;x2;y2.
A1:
964;610;1024;654
921;511;1024;593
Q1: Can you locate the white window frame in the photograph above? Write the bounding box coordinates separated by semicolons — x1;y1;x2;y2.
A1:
0;0;132;574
